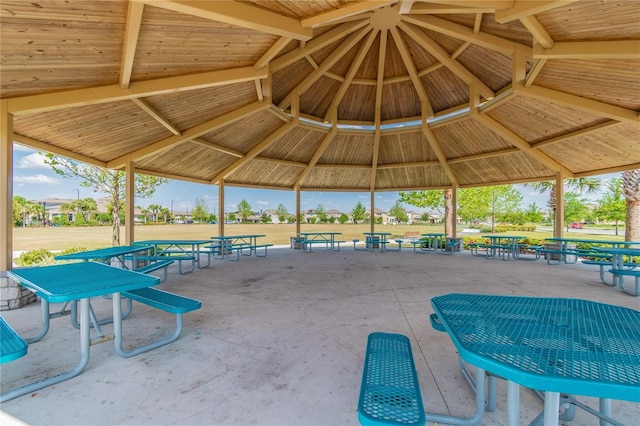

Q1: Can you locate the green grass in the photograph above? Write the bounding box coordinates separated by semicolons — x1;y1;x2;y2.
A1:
12;223;625;254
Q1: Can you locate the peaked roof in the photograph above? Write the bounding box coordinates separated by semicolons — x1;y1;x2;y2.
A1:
2;1;638;194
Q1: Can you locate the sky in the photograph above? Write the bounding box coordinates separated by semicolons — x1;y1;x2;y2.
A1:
12;143;617;215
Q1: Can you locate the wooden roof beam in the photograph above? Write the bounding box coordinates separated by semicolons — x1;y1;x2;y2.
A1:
210;120;298;184
514;84;640;124
534;41;640;59
301;0;394;28
278;26;371;110
400;14;521;56
422;103;459;186
141;0;312;40
496;1;579;23
296;110;339;188
324;30;379;122
12;134;107;169
399;22;495;100
270;20;369;72
119;1;144;89
131;98;181;136
473;113;574;175
410;3;495;14
390;27;434;117
191;138;244;158
8;67;268;116
107;101;270;168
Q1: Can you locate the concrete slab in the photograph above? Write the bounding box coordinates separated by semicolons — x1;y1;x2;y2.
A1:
1;247;639;425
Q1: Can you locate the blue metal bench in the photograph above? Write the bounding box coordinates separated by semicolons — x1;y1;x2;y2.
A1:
0;317;28;364
609;268;640;296
116;287;201;357
358;332;425;426
135;259;174;282
132;254;195;274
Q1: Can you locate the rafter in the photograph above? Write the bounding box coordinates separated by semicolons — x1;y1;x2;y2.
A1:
473;113;574;175
120;1;144;89
131;98;181;135
400;14;521;56
8;67;268;116
12;134;107;168
520;15;554;48
530;120;621;149
390;26;434;117
140;0;312;40
447;147;521;163
270;20;369;72
422;102;458;185
255;36;292;70
301;0;394;28
278;26;370;110
377;160;440;169
410;3;495;14
324;30;379;122
534;41;640;59
496;1;580;23
107;101;270;168
399;22;495;100
210;120;298;184
296;112;339;188
514;84;640;124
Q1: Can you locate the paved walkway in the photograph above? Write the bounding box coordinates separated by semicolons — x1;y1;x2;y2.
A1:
1;247;638;425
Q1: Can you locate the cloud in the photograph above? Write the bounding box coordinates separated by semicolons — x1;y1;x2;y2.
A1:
256;200;269;206
14;174;60;185
16;152;50;169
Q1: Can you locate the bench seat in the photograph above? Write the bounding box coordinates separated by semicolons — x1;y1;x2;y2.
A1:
116;287;201;357
128;254;195;274
582;259;635;285
135;259;174;282
0;317;28;364
539;249;579;265
358;332;425;426
609;268;640;296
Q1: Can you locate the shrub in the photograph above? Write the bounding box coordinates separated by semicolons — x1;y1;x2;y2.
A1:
18;248;55;266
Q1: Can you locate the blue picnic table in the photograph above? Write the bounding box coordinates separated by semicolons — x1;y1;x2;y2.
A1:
209;234;270;260
134;239;212;271
2;262;159;402
299;231;342;252
430;293;640;426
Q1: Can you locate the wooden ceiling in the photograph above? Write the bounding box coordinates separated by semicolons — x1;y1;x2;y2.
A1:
2;0;639;194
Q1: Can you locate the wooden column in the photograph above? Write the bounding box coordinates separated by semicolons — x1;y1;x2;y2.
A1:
370;191;375;232
124;159;135;245
451;186;458;237
1;101;13;274
296;186;301;235
218;179;225;236
554;173;564;238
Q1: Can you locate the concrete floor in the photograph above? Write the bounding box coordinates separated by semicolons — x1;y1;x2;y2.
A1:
1;246;639;426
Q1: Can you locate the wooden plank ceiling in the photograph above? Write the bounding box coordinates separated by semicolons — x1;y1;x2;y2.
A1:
2;0;639;193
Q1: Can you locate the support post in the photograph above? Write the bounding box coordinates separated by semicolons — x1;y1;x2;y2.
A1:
218;179;225;236
124;159;135;245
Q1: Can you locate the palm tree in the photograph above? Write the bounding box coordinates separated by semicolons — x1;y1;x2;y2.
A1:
622;170;640;242
525;177;601;222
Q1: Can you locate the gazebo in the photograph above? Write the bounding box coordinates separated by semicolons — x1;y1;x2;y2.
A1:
1;0;639;280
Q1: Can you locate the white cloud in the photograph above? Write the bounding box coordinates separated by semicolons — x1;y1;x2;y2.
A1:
14;174;60;185
16;152;50;169
256;200;269;206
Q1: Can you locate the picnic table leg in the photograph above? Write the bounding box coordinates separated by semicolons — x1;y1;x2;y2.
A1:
0;298;91;402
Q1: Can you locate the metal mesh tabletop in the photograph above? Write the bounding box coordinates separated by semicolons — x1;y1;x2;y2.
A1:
8;262;160;303
55;245;153;260
431;293;640;402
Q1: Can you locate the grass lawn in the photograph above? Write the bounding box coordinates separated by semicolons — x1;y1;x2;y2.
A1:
12;223;625;255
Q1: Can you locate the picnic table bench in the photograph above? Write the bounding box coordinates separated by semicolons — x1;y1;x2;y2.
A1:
608;268;640;296
0;317;28;364
116;287;202;357
358;332;425;426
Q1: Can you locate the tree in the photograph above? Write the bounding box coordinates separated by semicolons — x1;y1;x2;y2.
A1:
596;178;626;235
563;192;589;229
261;212;272;223
338;213;349;224
399;189;455;235
389;201;408;223
148;203;162;222
276;204;288;223
12;195;43;227
622;170;640;242
524;177;600;222
191;198;209;223
485;186;522;231
237;199;252;222
457;187;491;225
316;204;327;223
44;154;168;245
523;203;544;223
351;201;367;224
